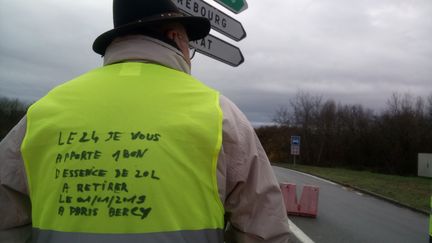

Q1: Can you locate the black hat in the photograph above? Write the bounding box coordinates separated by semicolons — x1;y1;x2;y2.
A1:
93;0;211;55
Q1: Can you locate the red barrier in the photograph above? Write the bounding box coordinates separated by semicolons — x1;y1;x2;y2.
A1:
280;183;319;218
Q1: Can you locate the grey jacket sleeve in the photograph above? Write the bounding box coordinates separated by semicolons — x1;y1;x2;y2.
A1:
0;117;31;230
219;96;291;243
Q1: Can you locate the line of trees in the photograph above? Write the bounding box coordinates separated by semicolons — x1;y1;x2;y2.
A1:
256;92;432;176
0;97;28;140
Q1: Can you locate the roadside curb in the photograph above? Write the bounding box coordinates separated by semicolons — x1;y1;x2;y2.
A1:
273;164;429;216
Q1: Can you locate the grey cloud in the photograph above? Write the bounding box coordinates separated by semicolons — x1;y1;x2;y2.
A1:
1;0;431;124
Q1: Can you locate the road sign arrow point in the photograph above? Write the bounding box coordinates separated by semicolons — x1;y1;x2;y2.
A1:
236;50;245;67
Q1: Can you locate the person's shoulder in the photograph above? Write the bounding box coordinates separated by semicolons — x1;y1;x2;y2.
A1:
219;95;255;135
219;95;249;123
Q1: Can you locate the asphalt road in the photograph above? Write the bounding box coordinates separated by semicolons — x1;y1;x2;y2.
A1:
273;166;429;243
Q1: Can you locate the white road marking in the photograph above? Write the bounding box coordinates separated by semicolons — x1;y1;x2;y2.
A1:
289;219;315;243
289;169;364;196
285;169;337;186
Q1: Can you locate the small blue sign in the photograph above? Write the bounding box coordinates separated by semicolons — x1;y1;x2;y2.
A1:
291;136;301;155
291;136;301;145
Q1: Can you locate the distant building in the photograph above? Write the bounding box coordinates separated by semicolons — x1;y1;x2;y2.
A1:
418;153;432;178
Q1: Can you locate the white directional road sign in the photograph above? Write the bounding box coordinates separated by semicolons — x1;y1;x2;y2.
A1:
214;0;248;14
190;34;244;67
173;0;246;41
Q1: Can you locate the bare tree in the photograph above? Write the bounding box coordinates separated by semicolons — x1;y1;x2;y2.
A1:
290;91;322;129
315;100;337;165
266;92;430;175
272;106;291;127
288;91;323;164
427;94;432;120
0;97;28;140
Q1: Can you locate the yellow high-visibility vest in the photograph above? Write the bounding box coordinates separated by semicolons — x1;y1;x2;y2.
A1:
21;63;224;242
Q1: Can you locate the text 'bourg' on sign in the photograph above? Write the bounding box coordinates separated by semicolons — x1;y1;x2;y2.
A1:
173;0;246;41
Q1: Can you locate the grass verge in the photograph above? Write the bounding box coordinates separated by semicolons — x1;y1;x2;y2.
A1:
273;163;431;213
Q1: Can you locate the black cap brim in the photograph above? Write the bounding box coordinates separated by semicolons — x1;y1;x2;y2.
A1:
93;15;210;55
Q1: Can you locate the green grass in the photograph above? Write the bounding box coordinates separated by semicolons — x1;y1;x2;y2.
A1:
274;163;431;213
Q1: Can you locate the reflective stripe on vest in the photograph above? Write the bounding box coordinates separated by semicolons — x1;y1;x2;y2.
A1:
32;228;223;243
22;63;224;240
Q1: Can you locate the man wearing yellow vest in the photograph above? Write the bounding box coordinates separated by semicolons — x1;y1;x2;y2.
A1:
0;0;291;242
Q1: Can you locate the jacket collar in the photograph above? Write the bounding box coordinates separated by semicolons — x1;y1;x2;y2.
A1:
103;35;191;74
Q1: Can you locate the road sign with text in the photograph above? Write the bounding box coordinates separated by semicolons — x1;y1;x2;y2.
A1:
173;0;246;41
214;0;248;14
190;34;244;67
291;136;301;155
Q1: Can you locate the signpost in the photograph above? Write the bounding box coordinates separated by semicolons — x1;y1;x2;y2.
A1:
190;34;244;67
291;136;301;166
171;0;247;66
213;0;248;14
173;0;246;41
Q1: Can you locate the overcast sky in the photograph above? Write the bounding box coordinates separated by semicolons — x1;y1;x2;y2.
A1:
1;0;431;125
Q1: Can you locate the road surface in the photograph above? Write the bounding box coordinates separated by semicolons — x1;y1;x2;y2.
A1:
273;166;429;243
